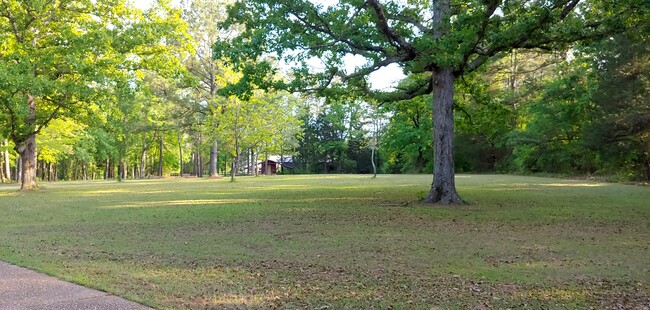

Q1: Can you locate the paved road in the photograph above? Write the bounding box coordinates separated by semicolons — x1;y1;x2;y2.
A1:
0;261;152;310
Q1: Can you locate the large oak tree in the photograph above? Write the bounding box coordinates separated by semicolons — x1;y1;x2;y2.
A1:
214;0;643;203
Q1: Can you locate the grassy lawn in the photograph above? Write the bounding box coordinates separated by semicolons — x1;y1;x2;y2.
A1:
0;174;648;309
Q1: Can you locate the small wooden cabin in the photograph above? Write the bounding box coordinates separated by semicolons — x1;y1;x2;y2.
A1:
260;160;278;174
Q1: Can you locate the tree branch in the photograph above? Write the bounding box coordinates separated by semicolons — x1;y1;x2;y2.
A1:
366;0;416;57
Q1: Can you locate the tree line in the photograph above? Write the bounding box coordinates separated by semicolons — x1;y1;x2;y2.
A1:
1;0;648;199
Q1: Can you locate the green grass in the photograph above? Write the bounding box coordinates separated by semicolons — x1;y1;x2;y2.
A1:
0;175;648;309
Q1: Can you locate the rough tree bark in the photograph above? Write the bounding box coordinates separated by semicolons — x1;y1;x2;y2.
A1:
16;134;38;190
425;67;463;204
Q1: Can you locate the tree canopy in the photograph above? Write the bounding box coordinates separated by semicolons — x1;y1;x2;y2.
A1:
0;0;189;188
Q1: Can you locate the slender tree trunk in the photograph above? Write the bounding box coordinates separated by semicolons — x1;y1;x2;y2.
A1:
247;149;251;175
371;147;377;178
265;148;269;175
280;146;284;174
231;103;240;182
74;160;79;180
254;149;260;176
196;133;203;177
0;152;5;183
193;151;199;176
178;132;183;177
140;133;148;178
118;160;126;181
158;136;164;177
230;151;238;182
231;144;239;182
3;140;11;181
16;134;38;190
16;156;22;182
371;113;378;178
209;139;219;177
425;66;463;204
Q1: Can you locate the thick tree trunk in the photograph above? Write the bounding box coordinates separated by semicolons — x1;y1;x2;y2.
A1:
16;134;38;190
15;94;38;189
209;139;219;177
425;67;464;204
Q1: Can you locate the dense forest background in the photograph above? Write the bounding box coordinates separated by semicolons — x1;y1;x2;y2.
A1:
1;0;648;184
